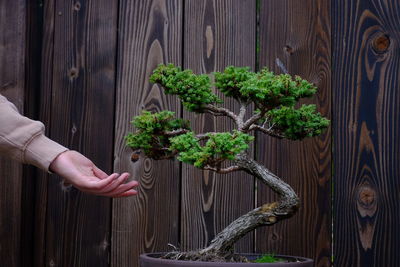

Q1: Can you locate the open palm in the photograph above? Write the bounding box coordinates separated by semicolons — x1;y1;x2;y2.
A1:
50;151;138;197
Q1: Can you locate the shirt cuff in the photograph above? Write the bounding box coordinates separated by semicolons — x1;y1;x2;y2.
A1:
24;134;69;172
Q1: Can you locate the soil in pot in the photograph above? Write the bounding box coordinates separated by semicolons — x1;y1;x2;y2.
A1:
140;253;314;267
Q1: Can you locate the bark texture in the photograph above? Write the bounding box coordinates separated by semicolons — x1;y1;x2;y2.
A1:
200;153;299;255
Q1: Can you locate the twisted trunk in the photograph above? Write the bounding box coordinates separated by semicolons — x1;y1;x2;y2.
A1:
200;153;299;256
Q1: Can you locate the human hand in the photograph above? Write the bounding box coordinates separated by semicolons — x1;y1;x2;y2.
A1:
49;150;138;197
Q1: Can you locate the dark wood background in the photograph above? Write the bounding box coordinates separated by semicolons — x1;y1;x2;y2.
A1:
0;0;398;266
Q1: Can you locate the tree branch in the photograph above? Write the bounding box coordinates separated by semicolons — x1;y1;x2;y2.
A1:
203;104;238;124
241;109;267;131
200;153;299;254
248;125;284;139
162;129;189;136
237;103;247;129
203;165;242;174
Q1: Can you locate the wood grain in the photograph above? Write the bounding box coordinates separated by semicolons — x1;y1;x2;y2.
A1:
31;1;56;266
0;0;26;266
2;1;400;266
44;0;118;266
21;1;45;266
111;1;182;267
257;1;331;266
333;0;400;266
182;0;256;253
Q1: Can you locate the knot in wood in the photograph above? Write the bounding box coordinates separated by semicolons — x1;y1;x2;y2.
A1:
372;34;390;53
272;233;278;241
284;45;294;55
131;153;140;162
68;67;79;80
357;186;376;208
74;1;81;11
144;158;152;171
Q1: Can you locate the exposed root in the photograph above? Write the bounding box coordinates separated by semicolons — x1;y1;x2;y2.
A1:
161;250;250;263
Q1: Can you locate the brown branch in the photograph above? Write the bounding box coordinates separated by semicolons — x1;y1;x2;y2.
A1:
237;103;247;129
248;125;284;139
241;109;267;131
203;104;238;124
202;110;228;117
203;165;242;174
162;129;189;136
200;153;299;254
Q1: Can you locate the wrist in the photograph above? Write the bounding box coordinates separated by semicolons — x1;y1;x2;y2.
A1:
49;150;70;174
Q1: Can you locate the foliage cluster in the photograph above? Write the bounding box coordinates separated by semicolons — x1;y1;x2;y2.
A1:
267;105;329;139
150;64;221;111
169;131;254;168
127;64;329;167
215;66;316;108
125;111;190;159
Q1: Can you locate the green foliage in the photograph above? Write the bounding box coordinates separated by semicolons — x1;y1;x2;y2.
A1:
127;64;329;165
214;66;316;108
253;254;283;263
239;68;316;108
214;66;255;102
125;111;190;159
150;64;221;112
169;131;254;168
267;104;329;140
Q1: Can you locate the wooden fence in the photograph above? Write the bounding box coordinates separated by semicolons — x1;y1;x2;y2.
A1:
0;0;399;266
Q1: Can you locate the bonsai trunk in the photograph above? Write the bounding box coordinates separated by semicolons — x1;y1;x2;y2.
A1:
200;153;299;256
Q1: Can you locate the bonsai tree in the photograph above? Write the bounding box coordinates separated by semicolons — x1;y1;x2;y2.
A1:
126;64;329;262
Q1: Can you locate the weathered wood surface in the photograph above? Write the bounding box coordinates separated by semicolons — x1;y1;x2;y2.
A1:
333;0;400;266
31;1;56;266
257;1;331;266
0;1;26;266
182;0;256;253
3;0;400;266
21;1;45;266
111;1;182;267
43;0;118;266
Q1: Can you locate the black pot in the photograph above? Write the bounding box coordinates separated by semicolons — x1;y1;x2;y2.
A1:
140;253;314;267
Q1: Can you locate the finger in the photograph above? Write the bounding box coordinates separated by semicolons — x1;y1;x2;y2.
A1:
112;189;138;198
93;166;109;179
99;173;131;193
105;180;139;196
83;173;119;191
103;180;139;197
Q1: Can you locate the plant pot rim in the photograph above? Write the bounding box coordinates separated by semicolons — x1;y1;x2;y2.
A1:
140;253;314;266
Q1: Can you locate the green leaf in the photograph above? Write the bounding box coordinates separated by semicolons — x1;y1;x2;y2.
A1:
125;110;190;159
169;131;254;168
150;64;221;112
267;104;329;140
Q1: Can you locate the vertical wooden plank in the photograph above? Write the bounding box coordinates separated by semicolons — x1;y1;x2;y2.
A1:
0;0;26;266
257;0;331;265
111;1;182;267
333;0;400;266
44;0;118;266
21;0;45;266
30;1;57;266
32;0;56;266
182;0;256;252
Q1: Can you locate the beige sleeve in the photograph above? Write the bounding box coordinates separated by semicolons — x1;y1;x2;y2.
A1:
0;94;68;172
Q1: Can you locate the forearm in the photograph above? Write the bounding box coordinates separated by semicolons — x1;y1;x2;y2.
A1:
0;94;68;171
